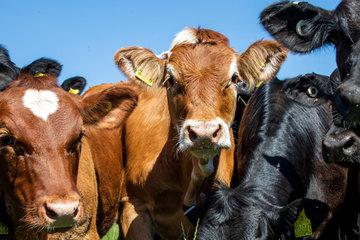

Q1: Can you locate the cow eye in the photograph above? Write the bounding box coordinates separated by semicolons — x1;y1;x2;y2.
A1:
0;134;15;146
306;86;319;98
68;131;84;154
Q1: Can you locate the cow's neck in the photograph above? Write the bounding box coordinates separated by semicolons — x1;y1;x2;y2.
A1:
167;125;216;206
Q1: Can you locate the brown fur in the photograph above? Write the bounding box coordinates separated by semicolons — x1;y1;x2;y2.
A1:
115;28;287;239
0;71;138;239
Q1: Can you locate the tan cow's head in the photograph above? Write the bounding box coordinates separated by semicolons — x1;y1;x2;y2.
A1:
115;27;287;159
0;58;137;233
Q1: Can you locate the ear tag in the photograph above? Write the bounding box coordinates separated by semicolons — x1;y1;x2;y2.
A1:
105;101;112;113
294;209;312;238
0;221;9;235
256;81;265;88
69;88;80;95
135;69;154;87
34;72;47;78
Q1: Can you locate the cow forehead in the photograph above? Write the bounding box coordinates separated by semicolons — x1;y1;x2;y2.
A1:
0;88;82;145
168;44;236;81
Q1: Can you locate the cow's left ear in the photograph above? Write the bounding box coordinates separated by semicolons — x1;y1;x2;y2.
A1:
260;1;339;53
237;40;287;90
81;83;138;129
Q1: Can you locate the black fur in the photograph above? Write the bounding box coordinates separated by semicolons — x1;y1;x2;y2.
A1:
61;76;87;94
0;45;19;90
22;58;62;77
199;74;348;240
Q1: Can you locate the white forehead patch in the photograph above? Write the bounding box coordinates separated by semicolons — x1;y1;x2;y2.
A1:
22;89;59;121
229;57;238;78
170;27;197;49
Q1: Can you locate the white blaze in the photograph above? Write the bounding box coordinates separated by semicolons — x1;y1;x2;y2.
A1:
22;89;59;121
170;28;197;49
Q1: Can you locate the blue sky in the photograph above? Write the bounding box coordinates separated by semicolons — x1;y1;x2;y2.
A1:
2;0;339;88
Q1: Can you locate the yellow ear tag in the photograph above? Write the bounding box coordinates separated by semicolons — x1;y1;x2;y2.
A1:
256;81;265;88
69;88;80;95
34;72;47;78
105;101;112;113
0;221;9;235
135;69;154;87
294;209;312;238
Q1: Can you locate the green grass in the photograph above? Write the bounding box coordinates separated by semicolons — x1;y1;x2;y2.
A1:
101;223;120;240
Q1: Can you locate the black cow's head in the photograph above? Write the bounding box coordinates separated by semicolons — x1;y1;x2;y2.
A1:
260;0;360;127
199;73;347;240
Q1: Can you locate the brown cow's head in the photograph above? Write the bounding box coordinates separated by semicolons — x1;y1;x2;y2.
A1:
0;58;137;233
115;27;287;160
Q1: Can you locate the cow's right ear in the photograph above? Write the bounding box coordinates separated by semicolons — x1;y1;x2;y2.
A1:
114;47;166;88
260;1;339;53
0;46;19;90
81;82;138;129
61;76;87;95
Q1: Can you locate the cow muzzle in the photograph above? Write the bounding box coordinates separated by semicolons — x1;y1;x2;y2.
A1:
179;118;231;159
38;194;83;229
323;124;360;166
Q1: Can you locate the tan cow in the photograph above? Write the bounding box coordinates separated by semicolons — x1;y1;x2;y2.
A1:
0;57;137;239
114;27;287;239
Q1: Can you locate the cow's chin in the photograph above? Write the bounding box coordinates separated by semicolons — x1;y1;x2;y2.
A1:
188;148;220;160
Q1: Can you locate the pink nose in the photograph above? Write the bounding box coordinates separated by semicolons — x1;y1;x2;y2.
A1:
186;123;222;144
44;201;81;222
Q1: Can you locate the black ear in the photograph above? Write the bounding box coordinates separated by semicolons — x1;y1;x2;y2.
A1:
22;58;62;77
277;198;303;233
0;46;19;90
61;76;87;95
260;1;339;53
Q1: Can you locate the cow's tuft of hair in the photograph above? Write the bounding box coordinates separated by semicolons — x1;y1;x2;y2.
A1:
170;27;229;49
22;58;62;77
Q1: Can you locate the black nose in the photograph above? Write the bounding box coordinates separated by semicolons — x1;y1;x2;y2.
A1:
323;129;360;165
236;80;252;96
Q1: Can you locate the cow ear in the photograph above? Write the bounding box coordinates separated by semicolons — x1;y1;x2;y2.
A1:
114;47;166;88
81;83;138;129
260;1;339;53
237;40;287;90
61;76;87;95
0;46;19;90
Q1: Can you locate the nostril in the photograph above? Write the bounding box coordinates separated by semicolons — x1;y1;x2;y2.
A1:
212;124;222;138
188;127;198;141
343;138;355;151
45;204;59;220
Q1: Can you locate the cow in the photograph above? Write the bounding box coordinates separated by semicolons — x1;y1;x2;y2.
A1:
114;27;287;239
0;53;138;239
199;73;349;240
260;0;360;165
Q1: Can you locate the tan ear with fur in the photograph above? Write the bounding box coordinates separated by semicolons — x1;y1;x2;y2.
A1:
114;47;166;88
237;40;288;89
81;82;138;129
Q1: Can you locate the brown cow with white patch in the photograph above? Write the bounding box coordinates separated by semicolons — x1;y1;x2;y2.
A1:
114;27;287;239
0;56;137;239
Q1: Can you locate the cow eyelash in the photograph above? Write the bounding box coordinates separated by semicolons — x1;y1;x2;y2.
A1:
68;131;84;153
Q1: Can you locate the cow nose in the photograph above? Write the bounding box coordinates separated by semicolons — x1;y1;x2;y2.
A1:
323;129;360;165
187;123;222;144
43;200;82;226
182;118;231;150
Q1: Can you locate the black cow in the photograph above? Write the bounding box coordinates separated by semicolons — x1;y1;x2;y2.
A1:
260;0;360;163
199;74;349;240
